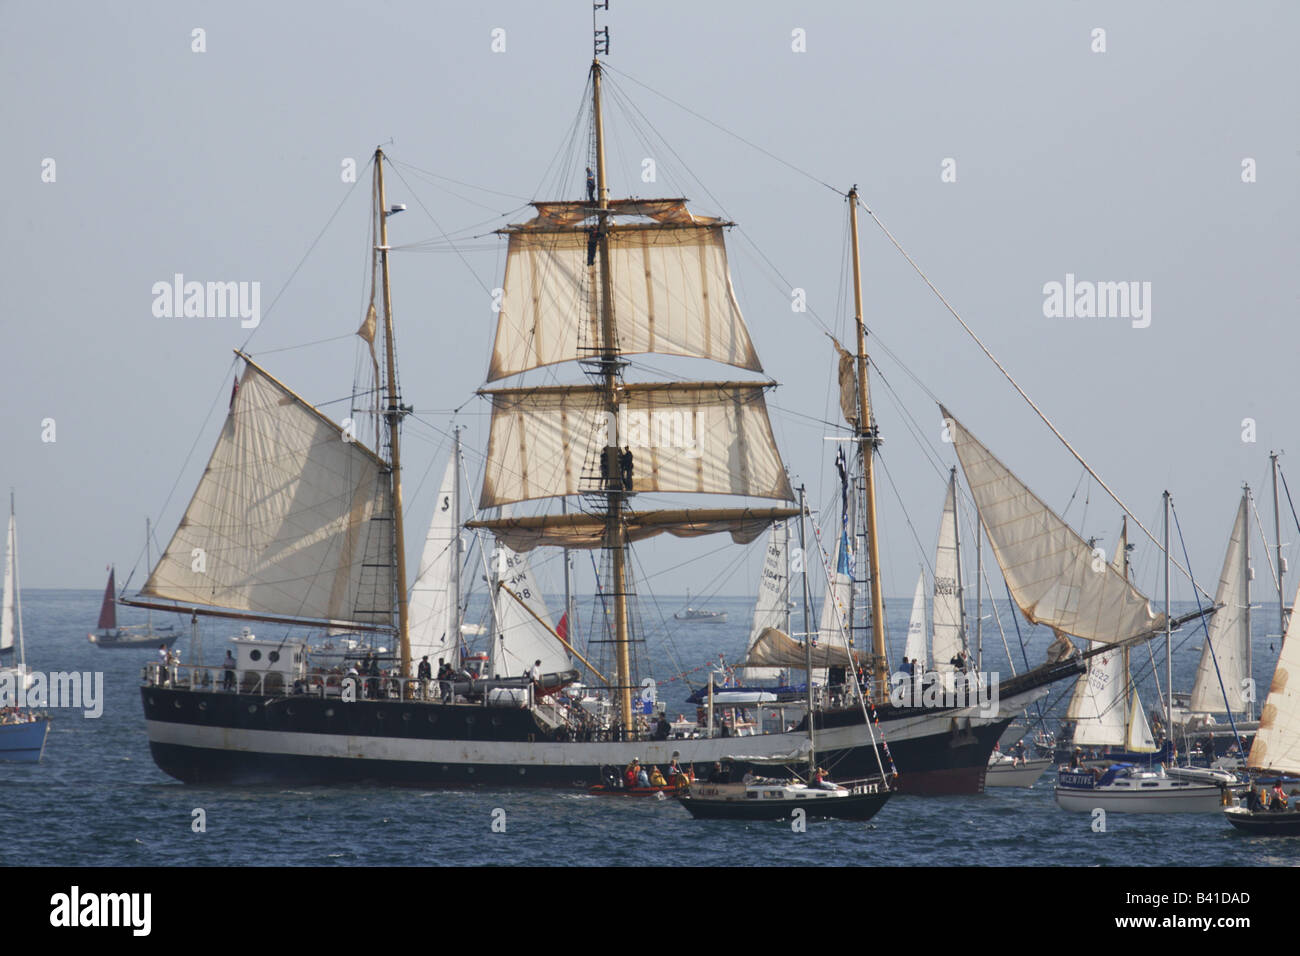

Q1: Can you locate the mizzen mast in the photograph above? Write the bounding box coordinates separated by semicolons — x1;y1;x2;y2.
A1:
848;187;889;689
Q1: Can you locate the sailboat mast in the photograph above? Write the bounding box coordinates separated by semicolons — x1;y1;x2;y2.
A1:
451;426;463;658
847;187;888;690
798;486;816;778
951;467;967;659
1273;452;1286;643
375;147;411;675
145;517;153;633
974;503;982;673
1243;483;1253;720
1163;491;1172;739
591;60;634;733
11;492;26;676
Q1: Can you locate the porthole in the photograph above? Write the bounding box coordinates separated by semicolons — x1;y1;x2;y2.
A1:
198;701;207;711
173;700;182;709
269;651;280;663
377;711;386;720
427;714;437;724
465;715;476;726
402;712;411;721
248;705;258;714
325;708;335;717
249;649;262;662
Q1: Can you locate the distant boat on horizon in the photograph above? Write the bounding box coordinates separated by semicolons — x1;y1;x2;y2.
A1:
88;521;179;650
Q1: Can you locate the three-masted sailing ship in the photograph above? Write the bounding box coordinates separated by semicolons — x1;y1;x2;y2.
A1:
131;59;903;788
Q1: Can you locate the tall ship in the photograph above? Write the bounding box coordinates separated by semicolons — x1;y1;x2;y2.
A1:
131;43;1135;793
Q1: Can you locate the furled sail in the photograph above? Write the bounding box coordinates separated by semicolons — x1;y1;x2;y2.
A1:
97;568;117;631
487;204;761;381
1189;494;1251;713
408;457;460;670
1;514;13;654
740;521;789;681
941;407;1164;645
468;507;798;552
742;626;862;669
479;382;793;508
490;542;570;678
932;474;966;674
903;572;927;669
1248;583;1300;774
141;358;395;628
1066;644;1128;746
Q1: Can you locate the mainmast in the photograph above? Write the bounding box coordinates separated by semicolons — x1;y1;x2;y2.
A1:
848;187;888;688
375;148;411;674
590;58;634;733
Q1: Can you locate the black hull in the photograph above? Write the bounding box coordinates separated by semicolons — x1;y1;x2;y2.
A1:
1225;809;1300;835
140;657;1078;793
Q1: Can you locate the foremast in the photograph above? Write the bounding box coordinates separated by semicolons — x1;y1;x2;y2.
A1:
375;147;412;676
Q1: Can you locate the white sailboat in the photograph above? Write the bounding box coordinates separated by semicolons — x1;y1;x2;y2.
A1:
1223;582;1300;834
1053;502;1233;812
0;493;50;763
1174;489;1257;761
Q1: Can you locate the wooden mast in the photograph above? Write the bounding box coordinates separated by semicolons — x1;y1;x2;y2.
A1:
375;148;411;676
848;187;888;689
591;59;634;733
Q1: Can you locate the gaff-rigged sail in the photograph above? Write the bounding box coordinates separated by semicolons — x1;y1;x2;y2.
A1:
141;357;395;629
942;407;1164;645
1189;494;1251;713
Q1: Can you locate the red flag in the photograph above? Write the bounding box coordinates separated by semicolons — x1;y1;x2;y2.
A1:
229;375;240;410
556;613;568;641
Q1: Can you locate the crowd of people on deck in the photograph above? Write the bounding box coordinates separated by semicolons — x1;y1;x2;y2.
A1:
613;755;694;789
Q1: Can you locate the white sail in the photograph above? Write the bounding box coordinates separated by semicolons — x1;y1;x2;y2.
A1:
1;514;13;654
1248;583;1300;775
942;407;1165;645
487;207;761;381
490;543;570;678
142;359;395;628
408;457;460;672
932;474;966;673
1189;494;1251;713
903;572;927;668
740;521;788;681
1067;644;1128;747
1126;687;1157;752
479;382;792;508
817;531;854;656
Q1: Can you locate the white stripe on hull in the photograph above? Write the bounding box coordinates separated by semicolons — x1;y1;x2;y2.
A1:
146;694;1008;767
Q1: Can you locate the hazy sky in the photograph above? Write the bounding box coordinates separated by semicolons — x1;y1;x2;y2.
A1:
3;2;1297;621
